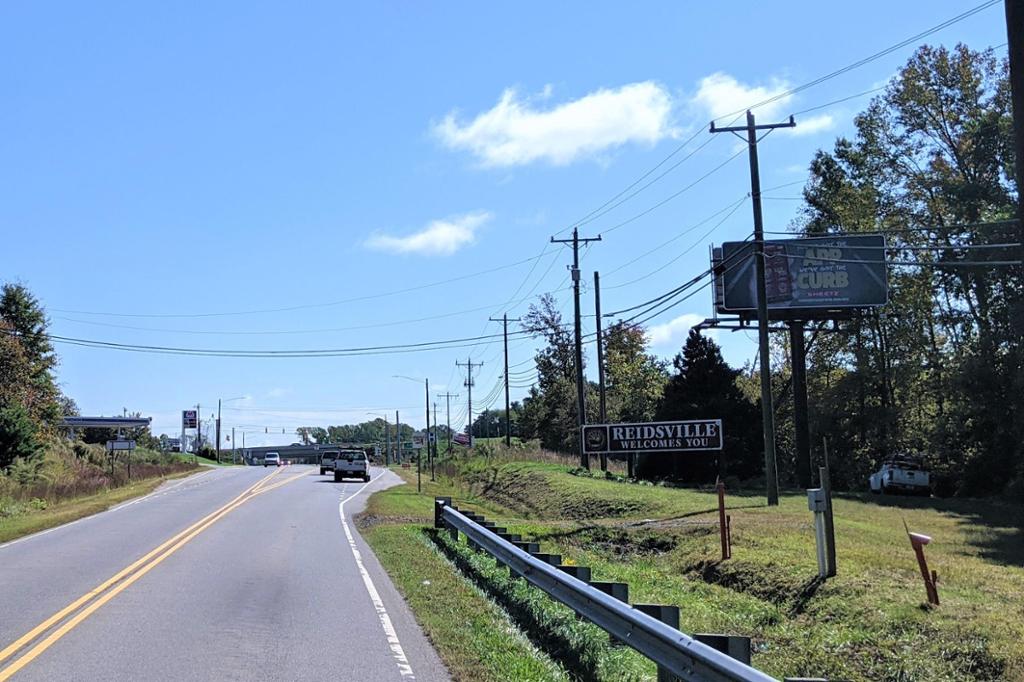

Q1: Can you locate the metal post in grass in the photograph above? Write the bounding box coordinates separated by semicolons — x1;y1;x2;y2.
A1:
717;479;731;560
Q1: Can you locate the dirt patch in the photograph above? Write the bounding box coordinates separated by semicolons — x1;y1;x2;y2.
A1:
685;559;824;617
461;464;652;520
535;525;683;559
355;513;427;530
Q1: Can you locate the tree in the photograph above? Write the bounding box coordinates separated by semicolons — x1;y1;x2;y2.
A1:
604;322;666;423
796;43;1022;494
521;294;581;453
0;403;40;471
649;329;762;482
0;321;33;412
0;283;62;425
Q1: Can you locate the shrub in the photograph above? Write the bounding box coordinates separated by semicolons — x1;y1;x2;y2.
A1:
0;404;40;471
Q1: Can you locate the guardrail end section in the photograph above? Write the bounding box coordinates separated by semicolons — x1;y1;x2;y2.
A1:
434;496;452;528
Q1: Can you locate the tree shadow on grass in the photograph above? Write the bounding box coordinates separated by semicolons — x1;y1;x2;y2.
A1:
842;492;1024;568
423;527;604;680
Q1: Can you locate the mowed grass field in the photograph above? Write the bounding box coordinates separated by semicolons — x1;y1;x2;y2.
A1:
358;457;1024;681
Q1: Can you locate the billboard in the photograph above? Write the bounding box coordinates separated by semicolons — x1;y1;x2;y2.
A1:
582;419;723;455
715;234;888;315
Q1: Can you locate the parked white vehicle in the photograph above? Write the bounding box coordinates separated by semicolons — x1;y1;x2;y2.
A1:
869;457;930;495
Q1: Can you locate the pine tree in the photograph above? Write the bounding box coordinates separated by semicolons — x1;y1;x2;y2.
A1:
647;329;762;482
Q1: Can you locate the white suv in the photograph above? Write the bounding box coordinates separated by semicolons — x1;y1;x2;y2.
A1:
264;452;281;467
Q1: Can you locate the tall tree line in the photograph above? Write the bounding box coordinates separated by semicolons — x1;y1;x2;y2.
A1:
516;45;1022;497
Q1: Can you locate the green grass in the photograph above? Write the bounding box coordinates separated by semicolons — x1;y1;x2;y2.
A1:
361;456;1024;681
0;468;198;544
169;453;242;467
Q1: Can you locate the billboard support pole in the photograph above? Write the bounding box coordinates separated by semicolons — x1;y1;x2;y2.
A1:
791;320;812;489
710;110;794;506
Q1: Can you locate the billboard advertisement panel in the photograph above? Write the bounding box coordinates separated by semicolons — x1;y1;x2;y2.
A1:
716;234;888;314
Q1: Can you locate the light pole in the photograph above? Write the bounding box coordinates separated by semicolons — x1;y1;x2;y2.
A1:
217;396;248;464
393;375;429;493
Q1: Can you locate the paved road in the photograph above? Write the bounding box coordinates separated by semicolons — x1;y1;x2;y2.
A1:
0;466;450;681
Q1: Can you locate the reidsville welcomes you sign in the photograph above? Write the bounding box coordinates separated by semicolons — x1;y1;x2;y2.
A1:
582;419;723;455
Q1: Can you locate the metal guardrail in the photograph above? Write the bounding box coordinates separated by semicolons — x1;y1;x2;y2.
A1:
437;499;779;682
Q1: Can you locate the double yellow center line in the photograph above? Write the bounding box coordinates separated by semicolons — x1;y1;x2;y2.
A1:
0;467;309;680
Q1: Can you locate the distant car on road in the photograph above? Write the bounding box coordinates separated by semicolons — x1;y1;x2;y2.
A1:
319;450;341;476
264;452;281;467
334;450;370;483
869;456;930;495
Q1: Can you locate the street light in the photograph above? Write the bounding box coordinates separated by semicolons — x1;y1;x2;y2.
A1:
392;375;430;493
217;396;249;464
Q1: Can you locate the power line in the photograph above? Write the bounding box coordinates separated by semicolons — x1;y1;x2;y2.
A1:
602;200;750;291
598;146;748;235
51;252;549;319
573;134;723;229
2;328;537;359
603;195;749;278
713;0;1002;123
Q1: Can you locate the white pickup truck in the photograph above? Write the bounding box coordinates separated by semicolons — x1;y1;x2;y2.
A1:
869;457;930;496
333;450;370;483
318;450;340;476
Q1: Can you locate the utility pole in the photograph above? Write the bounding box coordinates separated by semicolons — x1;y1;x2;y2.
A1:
420;378;429;493
551;227;602;469
1006;0;1024;246
231;426;235;464
594;271;608;472
431;401;438;481
216;399;222;464
194;403;201;464
437;392;458;454
710;110;794;506
456;358;483;447
490;314;521;447
384;413;390;466
395;410;401;464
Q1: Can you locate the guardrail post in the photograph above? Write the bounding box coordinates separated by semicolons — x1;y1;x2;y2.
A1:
531;552;562;566
592;582;629;645
634;604;682;682
557;565;591;582
694;634;752;665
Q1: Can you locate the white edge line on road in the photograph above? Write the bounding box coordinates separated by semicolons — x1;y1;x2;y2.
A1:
0;469;219;552
108;469;217;512
338;471;416;680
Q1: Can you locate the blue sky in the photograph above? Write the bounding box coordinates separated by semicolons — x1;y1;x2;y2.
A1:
0;2;1007;444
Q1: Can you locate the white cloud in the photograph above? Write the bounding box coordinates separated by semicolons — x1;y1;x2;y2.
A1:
783;113;834;137
692;72;793;122
365;211;491;256
645;313;717;349
434;82;675;167
692;74;835;137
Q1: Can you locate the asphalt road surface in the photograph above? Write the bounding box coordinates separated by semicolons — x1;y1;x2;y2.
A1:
0;465;450;681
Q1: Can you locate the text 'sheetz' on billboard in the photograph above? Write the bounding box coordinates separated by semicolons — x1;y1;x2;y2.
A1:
714;234;889;316
583;419;723;455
